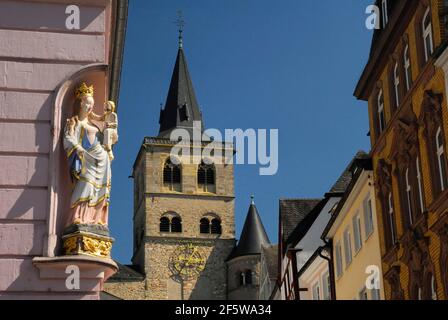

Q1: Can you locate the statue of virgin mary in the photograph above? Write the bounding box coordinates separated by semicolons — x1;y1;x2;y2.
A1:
63;83;113;227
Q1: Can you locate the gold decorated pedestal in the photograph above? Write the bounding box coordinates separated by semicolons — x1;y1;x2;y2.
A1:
62;231;114;258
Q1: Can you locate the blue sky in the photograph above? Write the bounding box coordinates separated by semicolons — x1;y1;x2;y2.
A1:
110;0;373;263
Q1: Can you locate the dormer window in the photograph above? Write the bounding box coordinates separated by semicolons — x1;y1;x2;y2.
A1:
381;0;388;28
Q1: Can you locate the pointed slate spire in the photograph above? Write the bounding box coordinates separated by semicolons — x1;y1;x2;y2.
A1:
228;196;270;260
158;45;204;138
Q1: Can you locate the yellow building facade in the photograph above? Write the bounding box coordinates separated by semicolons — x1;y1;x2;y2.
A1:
323;156;385;300
355;0;448;299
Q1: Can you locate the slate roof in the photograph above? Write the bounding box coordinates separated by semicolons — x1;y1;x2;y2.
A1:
227;200;270;260
327;166;353;196
107;263;145;283
321;152;373;240
158;47;204;138
326;150;368;196
279;199;322;244
284;198;330;247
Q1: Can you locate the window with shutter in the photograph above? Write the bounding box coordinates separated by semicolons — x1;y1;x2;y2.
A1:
353;213;362;253
363;197;374;239
343;228;352;267
335;242;343;278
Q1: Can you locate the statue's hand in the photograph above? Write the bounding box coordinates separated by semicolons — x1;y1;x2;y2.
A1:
65;116;78;136
76;146;85;158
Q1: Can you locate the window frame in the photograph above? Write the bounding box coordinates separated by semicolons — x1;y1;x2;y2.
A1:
353;212;363;254
322;272;331;300
431;275;437;300
159;216;170;233
200;217;210;234
210;218;222;235
388;192;397;245
436;127;447;192
163;158;181;191
393;62;400;107
343;228;353;267
197;162;216;193
363;196;374;239
381;0;388;28
245;270;253;286
335;241;343;278
422;7;434;63
377;89;386;134
403;44;412;91
416;157;425;214
170;216;182;233
405;167;414;226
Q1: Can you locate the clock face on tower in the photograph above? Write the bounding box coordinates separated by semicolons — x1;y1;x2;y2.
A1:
169;243;206;280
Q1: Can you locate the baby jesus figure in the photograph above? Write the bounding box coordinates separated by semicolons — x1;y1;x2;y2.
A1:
90;101;118;161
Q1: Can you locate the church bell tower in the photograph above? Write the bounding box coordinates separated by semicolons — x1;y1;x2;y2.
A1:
131;31;236;300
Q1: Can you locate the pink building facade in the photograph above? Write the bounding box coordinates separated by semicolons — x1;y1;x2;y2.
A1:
0;0;127;299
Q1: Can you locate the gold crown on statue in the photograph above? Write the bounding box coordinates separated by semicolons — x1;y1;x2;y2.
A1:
75;82;94;99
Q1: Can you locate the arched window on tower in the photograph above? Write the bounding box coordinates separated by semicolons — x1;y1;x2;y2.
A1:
245;270;253;285
238;270;254;287
160;217;170;232
171;217;182;233
163;158;181;192
200;218;210;234
239;272;245;286
160;214;182;233
211;218;222;235
198;162;216;193
199;215;222;235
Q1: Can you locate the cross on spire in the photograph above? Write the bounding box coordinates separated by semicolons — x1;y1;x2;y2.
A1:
175;10;185;48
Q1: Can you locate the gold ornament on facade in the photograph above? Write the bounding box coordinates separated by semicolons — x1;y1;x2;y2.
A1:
169;243;206;280
62;232;113;258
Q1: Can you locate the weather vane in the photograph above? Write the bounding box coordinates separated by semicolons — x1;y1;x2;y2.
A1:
174;10;186;48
